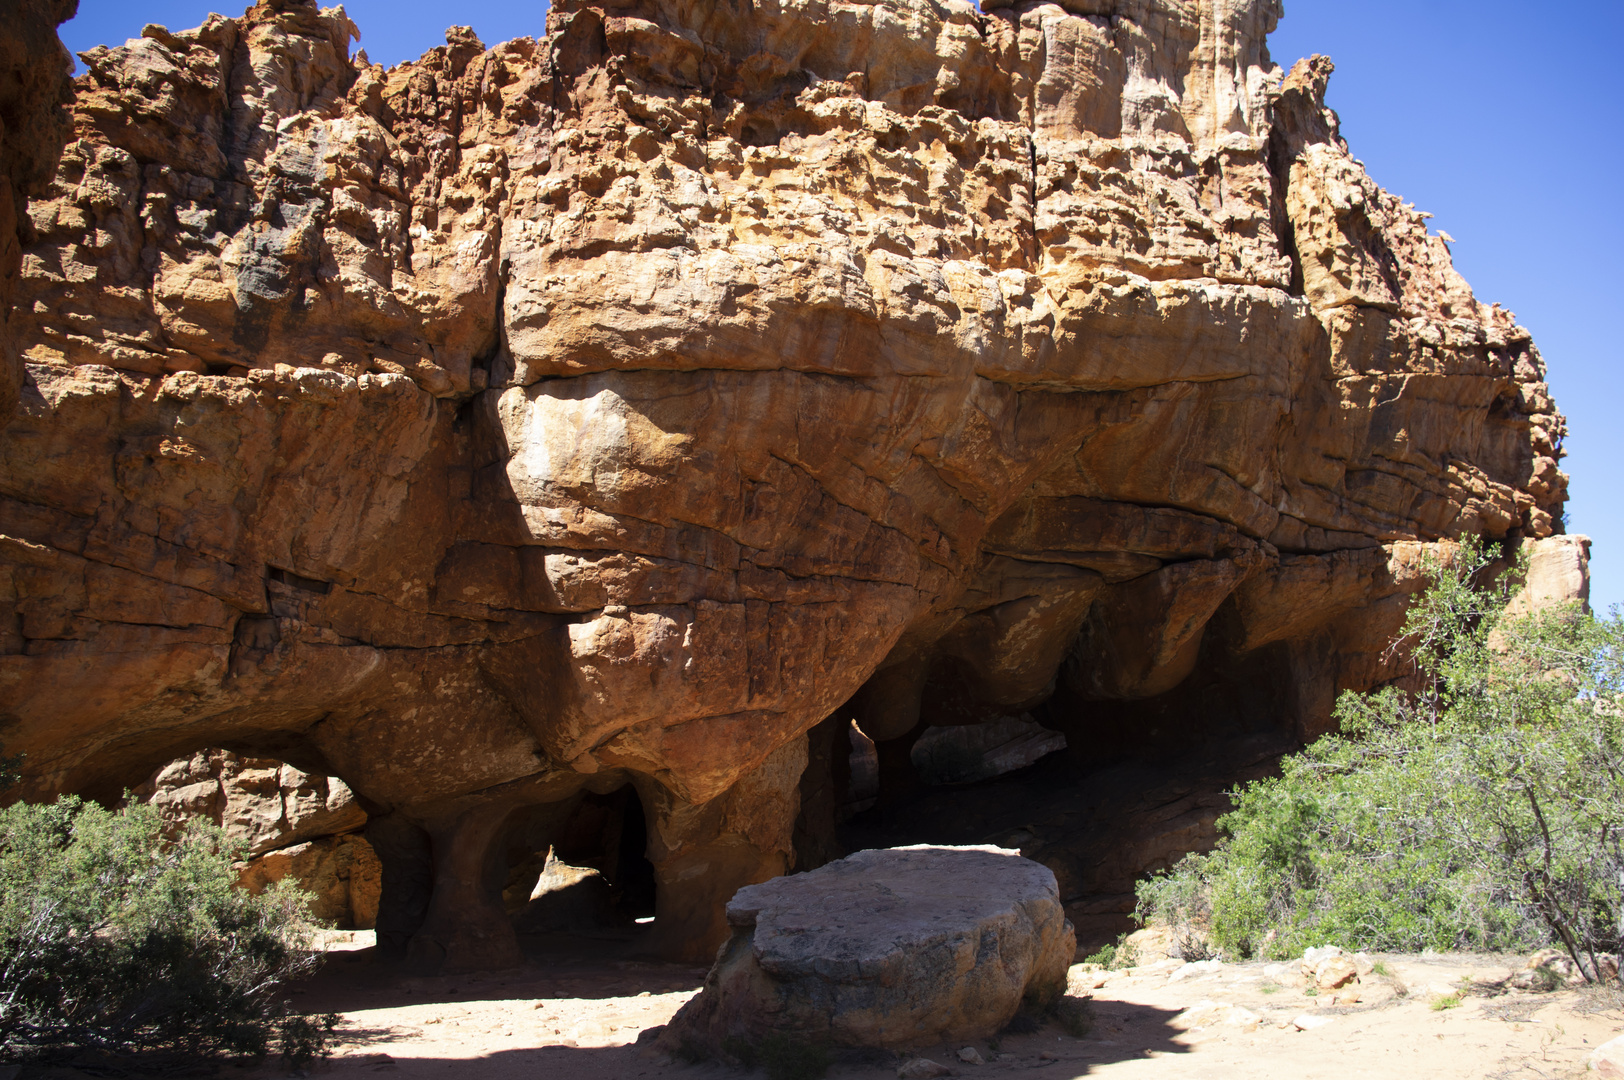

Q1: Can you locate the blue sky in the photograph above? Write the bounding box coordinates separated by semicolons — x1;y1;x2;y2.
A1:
1267;2;1624;612
59;1;1622;611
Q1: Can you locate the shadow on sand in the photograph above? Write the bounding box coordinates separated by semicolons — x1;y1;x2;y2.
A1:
283;1001;1193;1079
5;949;1191;1080
256;946;1193;1080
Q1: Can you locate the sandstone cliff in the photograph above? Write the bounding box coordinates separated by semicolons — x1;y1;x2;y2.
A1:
0;0;1576;968
0;0;79;423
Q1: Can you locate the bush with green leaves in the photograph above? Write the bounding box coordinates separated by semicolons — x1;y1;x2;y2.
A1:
1137;539;1624;980
0;794;336;1063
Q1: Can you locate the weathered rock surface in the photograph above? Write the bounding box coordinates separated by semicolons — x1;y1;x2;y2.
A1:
664;846;1073;1052
135;747;380;927
510;854;618;934
1507;534;1591;616
236;831;381;928
0;0;78;423
0;0;1582;967
911;714;1067;785
1589;1033;1624;1078
136;747;366;855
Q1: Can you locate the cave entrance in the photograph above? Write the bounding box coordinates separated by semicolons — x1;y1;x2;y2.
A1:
799;620;1304;953
132;748;379;934
505;784;658;942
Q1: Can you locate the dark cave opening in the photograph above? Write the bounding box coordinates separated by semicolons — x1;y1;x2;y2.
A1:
503;784;659;941
797;619;1308;952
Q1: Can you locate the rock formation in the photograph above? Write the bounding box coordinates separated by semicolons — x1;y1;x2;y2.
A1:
0;0;1577;968
910;714;1066;786
0;0;79;424
663;845;1073;1053
135;747;381;928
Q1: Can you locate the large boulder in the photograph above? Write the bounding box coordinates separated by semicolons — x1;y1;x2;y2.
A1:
664;846;1074;1053
135;748;367;856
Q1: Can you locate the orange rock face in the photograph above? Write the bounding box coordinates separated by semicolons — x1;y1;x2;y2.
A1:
0;0;1577;968
135;747;381;929
0;0;78;424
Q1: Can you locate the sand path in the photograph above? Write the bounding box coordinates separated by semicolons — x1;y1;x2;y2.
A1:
266;935;1622;1080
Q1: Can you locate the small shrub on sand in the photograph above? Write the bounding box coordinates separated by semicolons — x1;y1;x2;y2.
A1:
0;795;334;1064
1137;538;1624;981
1082;932;1139;971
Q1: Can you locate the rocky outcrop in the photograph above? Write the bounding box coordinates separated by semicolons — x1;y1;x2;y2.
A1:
137;747;366;854
663;846;1073;1053
0;0;78;423
911;715;1066;786
1506;534;1590;617
135;748;380;928
236;832;381;929
0;0;1577;968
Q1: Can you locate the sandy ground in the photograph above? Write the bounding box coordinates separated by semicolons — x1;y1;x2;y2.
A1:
257;933;1624;1080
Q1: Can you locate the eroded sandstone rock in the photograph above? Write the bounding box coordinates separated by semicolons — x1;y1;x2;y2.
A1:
0;0;78;423
0;0;1581;968
664;845;1074;1053
135;748;380;927
236;832;382;929
911;714;1067;785
1589;1034;1624;1079
136;747;367;855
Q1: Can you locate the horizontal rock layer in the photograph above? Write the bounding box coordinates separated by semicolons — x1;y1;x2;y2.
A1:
0;0;1576;965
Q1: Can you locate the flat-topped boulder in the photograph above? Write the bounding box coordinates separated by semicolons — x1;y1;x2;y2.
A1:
663;845;1075;1054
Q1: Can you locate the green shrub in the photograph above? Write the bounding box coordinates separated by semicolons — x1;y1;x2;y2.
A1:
0;795;335;1063
0;748;21;794
1081;932;1139;970
1137;538;1624;981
